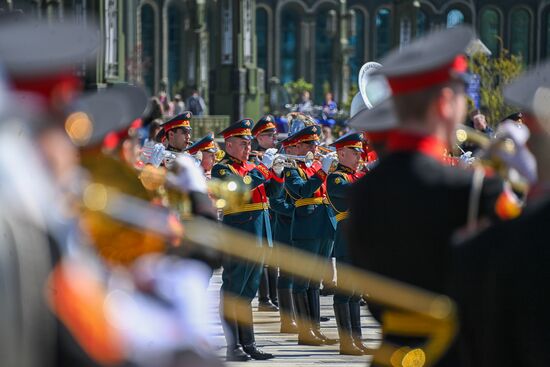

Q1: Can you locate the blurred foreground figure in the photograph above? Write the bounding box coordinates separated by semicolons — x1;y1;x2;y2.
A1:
451;61;550;367
347;26;519;366
0;17;221;367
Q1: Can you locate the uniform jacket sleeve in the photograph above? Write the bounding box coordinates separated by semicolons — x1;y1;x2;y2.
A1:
284;167;325;199
265;175;284;199
269;191;294;217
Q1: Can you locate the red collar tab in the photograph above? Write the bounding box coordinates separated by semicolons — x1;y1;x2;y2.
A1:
387;55;468;95
387;131;448;163
12;71;82;107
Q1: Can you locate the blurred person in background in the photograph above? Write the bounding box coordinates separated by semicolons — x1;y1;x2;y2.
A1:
173;94;185;115
186;89;206;116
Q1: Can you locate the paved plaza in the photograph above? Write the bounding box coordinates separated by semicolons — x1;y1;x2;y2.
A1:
207;270;382;366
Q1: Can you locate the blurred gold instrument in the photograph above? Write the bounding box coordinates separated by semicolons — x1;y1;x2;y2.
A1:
85;148;458;367
84;177;457;367
455;125;529;194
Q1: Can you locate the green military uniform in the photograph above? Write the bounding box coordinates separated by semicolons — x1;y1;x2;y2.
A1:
281;125;337;346
326;133;369;355
213;119;281;361
212;153;280;298
251;115;280;311
269;174;299;333
327;164;365;262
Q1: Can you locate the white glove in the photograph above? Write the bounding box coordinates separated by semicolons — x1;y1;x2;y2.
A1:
149;143;166;167
166;155;207;193
272;158;284;177
261;148;278;169
321;154;337;173
459;151;475;166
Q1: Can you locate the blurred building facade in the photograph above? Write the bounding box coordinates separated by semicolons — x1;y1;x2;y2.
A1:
1;0;549;120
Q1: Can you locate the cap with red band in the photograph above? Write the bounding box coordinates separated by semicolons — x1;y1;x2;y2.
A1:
11;71;83;107
0;19;98;109
376;25;474;96
280;125;321;147
386;55;468;95
162;111;193;133
186;133;217;155
218;119;254;140
330;133;363;152
252;115;277;137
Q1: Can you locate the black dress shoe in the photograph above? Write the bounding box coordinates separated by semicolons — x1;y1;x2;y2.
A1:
243;345;275;360
258;300;279;312
320;316;330;322
226;346;251;361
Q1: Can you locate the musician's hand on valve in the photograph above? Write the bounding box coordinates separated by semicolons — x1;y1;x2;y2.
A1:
321;154;337;174
261;148;278;169
150;143;166;167
166;155;207;193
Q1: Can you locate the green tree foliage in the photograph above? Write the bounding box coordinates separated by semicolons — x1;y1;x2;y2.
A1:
469;49;523;127
284;78;313;103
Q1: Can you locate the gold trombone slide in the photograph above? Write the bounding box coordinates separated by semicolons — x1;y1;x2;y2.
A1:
81;181;458;367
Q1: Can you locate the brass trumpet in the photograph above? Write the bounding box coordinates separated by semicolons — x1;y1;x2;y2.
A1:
249;150;264;159
315;150;339;170
273;151;315;168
